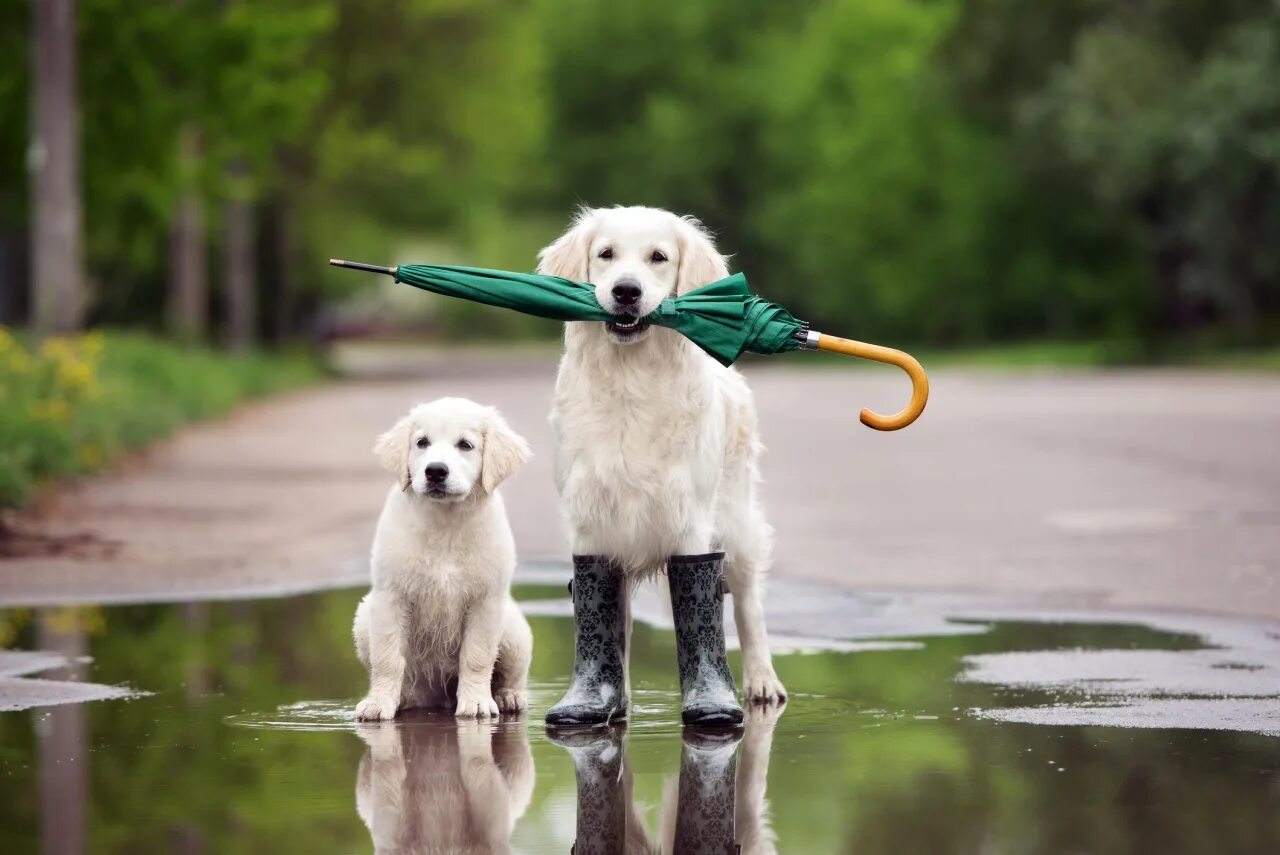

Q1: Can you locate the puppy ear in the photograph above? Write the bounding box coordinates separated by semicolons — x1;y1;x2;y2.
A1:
373;415;413;491
676;215;730;294
537;207;598;282
480;409;531;494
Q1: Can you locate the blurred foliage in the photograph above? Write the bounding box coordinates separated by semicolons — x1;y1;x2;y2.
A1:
0;329;320;507
1;0;1278;349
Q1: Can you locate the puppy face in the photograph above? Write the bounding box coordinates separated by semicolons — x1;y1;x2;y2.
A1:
374;398;531;502
538;206;731;346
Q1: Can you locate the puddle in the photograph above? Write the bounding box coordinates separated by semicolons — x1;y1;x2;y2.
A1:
1;583;1278;852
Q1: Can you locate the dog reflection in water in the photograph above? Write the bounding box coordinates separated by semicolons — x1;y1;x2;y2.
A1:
354;713;534;854
553;704;782;855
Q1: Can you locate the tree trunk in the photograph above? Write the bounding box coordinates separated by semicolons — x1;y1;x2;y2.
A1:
30;0;86;334
271;196;294;347
223;161;256;352
167;125;208;340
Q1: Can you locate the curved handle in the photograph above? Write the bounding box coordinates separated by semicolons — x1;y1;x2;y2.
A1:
814;333;929;431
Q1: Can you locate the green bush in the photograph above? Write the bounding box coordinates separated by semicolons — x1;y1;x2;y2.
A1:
0;329;321;508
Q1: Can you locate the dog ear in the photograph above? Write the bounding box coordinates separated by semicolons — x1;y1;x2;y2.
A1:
537;207;598;282
480;409;531;494
676;215;730;294
373;415;413;491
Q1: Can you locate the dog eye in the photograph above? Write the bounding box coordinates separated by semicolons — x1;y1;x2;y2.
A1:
597;247;613;260
650;250;667;264
456;439;474;452
415;437;429;449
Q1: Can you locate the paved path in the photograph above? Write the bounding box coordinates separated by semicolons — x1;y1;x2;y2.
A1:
1;348;1277;618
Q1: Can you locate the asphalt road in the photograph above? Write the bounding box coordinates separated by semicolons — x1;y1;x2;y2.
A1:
2;347;1277;618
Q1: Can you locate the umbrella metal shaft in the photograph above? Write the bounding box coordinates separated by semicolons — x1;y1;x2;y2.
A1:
329;259;397;276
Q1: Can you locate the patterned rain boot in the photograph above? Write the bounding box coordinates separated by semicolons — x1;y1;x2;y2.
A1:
668;552;745;727
674;728;742;854
548;725;627;855
546;555;628;726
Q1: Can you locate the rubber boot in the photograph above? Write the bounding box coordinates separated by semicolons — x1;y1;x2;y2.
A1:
548;725;627;855
674;728;742;854
668;553;745;727
546;555;627;726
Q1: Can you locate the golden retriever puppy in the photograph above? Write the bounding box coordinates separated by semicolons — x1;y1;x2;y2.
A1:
355;717;534;854
354;397;532;720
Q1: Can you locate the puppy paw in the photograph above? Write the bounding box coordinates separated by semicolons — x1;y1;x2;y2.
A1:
494;688;527;713
743;669;787;705
354;720;402;755
355;695;397;722
455;690;500;718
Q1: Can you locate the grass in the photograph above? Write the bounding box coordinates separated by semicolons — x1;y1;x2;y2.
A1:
0;329;323;509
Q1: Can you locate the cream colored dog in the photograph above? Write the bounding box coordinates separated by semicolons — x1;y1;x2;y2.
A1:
354;397;533;720
355;718;534;854
539;205;785;703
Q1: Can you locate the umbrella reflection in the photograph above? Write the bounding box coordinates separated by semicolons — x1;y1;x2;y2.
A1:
354;714;534;854
550;704;782;854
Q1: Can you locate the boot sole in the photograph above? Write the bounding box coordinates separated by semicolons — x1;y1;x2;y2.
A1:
681;706;745;727
544;706;628;728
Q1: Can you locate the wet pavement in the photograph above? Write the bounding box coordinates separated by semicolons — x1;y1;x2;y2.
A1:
1;577;1279;853
6;356;1279;621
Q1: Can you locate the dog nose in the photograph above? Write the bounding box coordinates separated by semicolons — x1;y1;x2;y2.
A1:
611;278;641;307
425;463;449;483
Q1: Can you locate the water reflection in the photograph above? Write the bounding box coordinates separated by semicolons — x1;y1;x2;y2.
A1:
35;610;87;855
354;714;534;854
551;705;782;854
2;590;1279;853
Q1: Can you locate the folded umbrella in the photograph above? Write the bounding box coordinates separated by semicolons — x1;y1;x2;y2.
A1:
330;259;928;431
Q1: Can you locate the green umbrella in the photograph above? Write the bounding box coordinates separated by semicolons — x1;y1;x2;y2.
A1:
330;259;928;430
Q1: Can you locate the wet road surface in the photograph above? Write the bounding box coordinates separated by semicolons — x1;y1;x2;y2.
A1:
3;352;1278;620
1;576;1277;853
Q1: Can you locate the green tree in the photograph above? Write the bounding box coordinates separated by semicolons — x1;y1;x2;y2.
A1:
945;0;1280;344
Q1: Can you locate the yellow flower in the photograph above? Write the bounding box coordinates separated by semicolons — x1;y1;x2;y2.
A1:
0;609;31;648
44;606;106;636
57;356;94;389
6;348;30;375
38;337;72;361
79;331;104;359
30;398;70;423
77;443;103;469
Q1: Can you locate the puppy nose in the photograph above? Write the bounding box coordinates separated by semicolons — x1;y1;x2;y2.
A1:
611;278;641;307
425;463;449;482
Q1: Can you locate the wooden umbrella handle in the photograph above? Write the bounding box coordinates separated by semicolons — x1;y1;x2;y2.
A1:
814;333;929;431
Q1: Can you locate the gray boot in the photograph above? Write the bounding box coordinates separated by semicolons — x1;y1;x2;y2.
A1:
668;553;745;727
546;555;628;726
674;728;742;854
548;725;627;855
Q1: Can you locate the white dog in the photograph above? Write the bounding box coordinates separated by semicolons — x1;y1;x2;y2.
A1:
539;205;785;707
355;718;534;854
354;397;533;720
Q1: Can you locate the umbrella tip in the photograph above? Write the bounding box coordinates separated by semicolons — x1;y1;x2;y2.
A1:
329;258;343;266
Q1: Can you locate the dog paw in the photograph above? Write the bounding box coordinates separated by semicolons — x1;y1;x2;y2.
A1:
743;669;787;705
494;688;527;713
745;699;786;730
455;691;500;718
354;720;402;755
355;696;397;722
